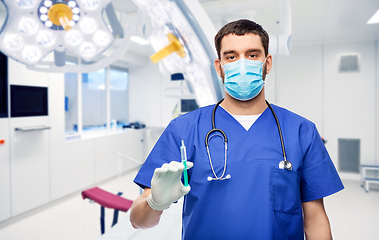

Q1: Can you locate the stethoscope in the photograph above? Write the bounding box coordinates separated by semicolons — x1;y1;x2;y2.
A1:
205;99;292;181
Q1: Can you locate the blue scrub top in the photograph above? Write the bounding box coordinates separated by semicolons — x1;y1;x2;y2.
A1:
134;104;344;240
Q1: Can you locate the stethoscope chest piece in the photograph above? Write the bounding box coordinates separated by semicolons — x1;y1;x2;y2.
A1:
279;160;292;170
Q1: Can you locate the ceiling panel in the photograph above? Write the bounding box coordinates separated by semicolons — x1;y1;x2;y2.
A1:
290;1;331;20
199;0;379;45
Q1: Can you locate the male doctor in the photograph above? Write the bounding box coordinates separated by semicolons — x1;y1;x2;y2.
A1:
130;19;344;239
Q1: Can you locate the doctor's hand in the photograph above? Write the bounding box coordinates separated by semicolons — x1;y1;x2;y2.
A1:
147;161;193;211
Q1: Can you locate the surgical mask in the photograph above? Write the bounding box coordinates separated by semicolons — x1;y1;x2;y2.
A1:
222;58;266;101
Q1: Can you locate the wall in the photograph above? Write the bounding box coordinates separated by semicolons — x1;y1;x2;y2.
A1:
0;118;10;222
276;44;324;132
377;41;379;171
129;61;181;128
8;60;50;217
274;40;378;176
324;41;377;168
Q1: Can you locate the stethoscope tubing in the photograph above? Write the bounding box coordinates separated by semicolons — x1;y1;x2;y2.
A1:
205;100;227;147
265;100;287;162
205;98;290;181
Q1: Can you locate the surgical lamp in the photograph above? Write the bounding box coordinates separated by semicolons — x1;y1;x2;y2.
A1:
0;0;130;72
132;0;223;107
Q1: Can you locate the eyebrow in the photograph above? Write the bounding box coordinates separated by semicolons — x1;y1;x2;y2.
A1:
222;48;262;56
222;50;237;56
246;48;262;54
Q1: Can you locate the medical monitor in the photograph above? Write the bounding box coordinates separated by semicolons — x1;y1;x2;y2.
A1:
11;85;48;117
0;52;7;118
181;99;199;113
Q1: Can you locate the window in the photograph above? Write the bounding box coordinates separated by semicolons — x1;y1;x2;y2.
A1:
65;72;78;134
82;68;107;131
64;62;129;137
110;66;129;127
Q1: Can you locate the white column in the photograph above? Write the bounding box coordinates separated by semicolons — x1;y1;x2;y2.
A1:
77;58;83;135
106;66;111;130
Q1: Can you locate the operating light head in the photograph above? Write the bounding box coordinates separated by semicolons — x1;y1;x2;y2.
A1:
132;0;219;107
0;0;115;66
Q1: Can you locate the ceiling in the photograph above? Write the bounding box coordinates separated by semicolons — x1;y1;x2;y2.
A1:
0;0;378;59
112;0;379;46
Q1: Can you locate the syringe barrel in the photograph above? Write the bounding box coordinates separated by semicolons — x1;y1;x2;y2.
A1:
180;146;187;161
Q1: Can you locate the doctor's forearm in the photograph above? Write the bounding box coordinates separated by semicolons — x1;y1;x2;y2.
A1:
129;188;163;229
302;199;332;240
304;219;332;240
304;220;332;240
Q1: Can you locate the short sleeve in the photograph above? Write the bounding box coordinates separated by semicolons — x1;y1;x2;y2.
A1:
300;124;344;202
133;119;181;189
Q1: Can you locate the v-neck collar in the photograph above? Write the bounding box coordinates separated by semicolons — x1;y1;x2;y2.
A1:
217;104;270;132
212;105;273;159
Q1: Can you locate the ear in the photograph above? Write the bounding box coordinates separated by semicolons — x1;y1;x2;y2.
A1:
214;58;222;78
265;54;273;74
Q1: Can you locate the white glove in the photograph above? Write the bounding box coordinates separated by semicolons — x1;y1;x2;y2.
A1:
147;161;194;211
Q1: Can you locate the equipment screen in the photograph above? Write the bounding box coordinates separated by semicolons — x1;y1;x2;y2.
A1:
11;85;48;117
181;99;199;113
0;52;7;118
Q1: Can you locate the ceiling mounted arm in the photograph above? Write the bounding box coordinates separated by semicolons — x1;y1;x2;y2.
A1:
269;0;292;55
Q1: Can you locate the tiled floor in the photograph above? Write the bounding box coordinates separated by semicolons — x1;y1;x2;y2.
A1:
0;172;378;240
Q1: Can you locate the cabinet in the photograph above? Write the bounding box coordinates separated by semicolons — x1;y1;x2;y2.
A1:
94;130;145;183
10;117;50;216
125;130;145;171
94;134;127;183
0;118;11;222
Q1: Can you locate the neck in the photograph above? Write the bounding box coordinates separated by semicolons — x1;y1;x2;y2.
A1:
220;90;267;115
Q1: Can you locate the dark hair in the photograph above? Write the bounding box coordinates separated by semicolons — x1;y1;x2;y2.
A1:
214;19;269;59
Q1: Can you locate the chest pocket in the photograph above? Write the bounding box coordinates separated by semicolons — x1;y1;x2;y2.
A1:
271;167;301;214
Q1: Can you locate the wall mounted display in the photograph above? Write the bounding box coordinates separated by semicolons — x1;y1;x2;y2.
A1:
0;52;8;118
11;85;48;117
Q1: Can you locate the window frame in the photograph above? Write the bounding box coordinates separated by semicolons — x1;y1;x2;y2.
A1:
64;59;129;138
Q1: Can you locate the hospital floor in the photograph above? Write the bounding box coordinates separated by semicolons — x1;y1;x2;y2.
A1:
0;170;378;240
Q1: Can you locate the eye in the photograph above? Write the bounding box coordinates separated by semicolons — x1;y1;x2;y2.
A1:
228;56;236;60
249;54;257;58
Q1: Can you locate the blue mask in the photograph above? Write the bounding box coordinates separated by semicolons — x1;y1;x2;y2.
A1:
222;58;265;101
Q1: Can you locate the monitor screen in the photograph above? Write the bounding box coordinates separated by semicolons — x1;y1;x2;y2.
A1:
181;99;199;113
11;85;48;117
0;52;7;118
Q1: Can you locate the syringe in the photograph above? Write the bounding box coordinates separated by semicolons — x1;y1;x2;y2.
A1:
180;140;189;187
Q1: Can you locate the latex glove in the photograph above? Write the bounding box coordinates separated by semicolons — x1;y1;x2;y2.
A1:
147;160;194;211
